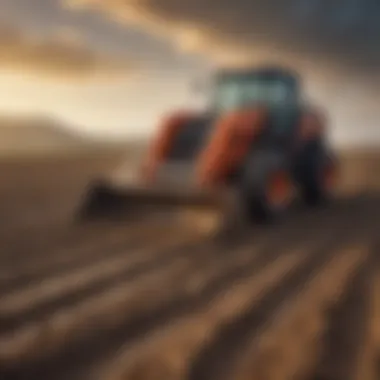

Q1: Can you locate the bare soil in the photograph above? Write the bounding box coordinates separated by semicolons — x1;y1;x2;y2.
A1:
0;149;379;380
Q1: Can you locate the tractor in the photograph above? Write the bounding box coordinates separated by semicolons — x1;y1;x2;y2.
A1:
77;65;338;235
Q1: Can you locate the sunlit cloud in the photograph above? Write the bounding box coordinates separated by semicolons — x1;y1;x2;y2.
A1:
65;0;380;147
0;23;135;81
0;0;376;146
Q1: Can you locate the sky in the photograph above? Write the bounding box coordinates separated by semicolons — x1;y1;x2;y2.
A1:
0;0;379;145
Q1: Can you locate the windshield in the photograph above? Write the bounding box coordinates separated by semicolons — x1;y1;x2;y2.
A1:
214;77;290;112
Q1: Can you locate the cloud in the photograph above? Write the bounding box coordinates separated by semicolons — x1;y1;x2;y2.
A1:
65;0;380;147
0;24;134;80
53;26;86;47
64;0;380;77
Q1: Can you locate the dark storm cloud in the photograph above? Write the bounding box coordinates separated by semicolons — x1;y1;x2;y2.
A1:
68;0;380;75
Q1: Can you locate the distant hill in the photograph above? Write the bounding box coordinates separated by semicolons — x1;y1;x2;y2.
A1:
0;115;139;157
0;116;87;154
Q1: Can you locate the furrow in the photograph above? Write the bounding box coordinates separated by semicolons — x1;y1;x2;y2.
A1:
229;245;369;380
185;215;366;380
0;238;218;365
96;249;307;380
0;231;198;331
56;212;341;380
0;201;344;379
0;218;177;293
0;214;164;270
347;248;380;380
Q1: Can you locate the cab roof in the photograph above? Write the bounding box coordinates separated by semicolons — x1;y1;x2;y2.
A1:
216;65;300;89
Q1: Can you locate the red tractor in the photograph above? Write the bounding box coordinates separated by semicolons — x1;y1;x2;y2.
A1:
77;66;338;234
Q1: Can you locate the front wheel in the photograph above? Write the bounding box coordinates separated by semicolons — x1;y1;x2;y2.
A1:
240;151;295;223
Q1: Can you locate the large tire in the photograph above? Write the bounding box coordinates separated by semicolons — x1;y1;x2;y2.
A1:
295;140;337;206
239;150;294;223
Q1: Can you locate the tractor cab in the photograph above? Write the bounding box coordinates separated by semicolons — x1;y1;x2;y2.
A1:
209;67;303;146
165;67;303;162
213;67;301;113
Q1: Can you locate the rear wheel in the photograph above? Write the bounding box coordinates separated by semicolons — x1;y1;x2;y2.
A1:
296;141;338;206
240;151;294;223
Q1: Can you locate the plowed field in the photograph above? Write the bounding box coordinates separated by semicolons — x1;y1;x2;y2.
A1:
0;151;379;380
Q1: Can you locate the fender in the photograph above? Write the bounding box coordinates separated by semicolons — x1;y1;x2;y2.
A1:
197;108;268;187
297;107;339;187
141;110;196;181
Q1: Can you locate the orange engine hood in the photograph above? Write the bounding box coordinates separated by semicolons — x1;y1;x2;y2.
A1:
196;107;268;186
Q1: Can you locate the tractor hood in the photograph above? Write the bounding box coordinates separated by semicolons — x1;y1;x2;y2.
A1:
110;107;268;188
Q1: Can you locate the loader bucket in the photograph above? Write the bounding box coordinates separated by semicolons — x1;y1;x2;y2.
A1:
76;179;134;221
78;178;221;221
76;179;244;238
